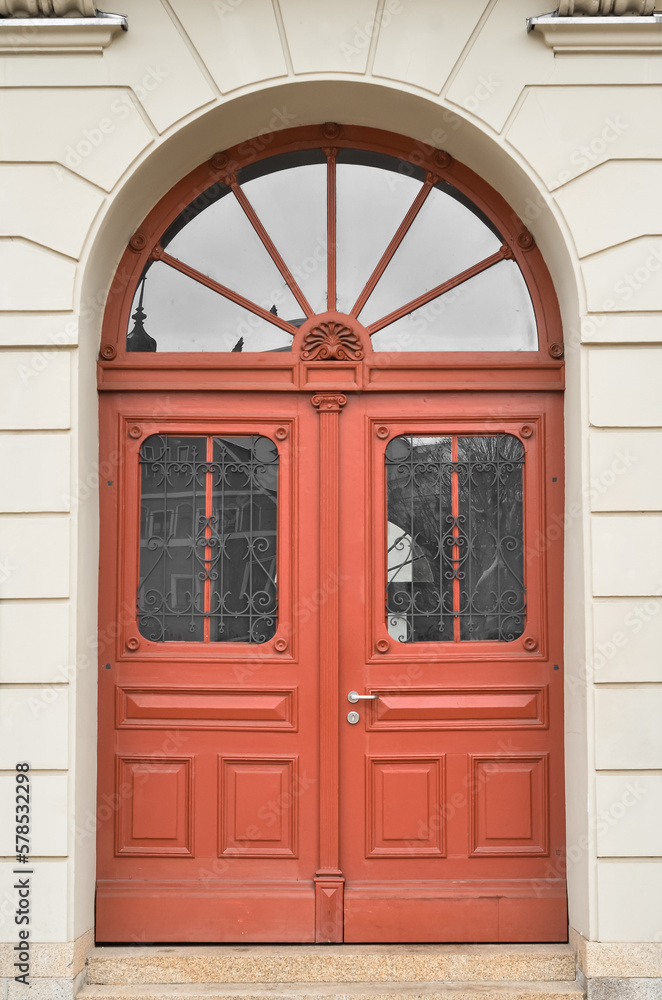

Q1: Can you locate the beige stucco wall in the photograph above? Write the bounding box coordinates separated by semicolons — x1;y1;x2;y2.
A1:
0;0;661;979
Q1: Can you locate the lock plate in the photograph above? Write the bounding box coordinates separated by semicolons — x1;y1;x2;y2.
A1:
347;710;360;725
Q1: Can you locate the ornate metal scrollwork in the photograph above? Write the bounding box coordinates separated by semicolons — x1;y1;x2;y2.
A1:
137;433;279;645
301;320;364;362
386;433;526;644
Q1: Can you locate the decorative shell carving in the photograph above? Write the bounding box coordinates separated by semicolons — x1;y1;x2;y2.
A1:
301;321;364;362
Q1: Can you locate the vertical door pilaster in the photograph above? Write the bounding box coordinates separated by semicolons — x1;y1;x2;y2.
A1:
311;392;346;942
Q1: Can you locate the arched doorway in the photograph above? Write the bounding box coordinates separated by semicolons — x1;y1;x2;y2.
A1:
96;124;565;944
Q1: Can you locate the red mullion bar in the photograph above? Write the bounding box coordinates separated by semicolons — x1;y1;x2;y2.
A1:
204;436;213;644
365;246;508;336
326;148;337;312
351;176;435;318
451;435;460;643
230;181;314;319
157;249;298;335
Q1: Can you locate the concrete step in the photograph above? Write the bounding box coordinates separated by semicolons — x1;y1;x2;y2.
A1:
80;982;584;1000
86;946;577;986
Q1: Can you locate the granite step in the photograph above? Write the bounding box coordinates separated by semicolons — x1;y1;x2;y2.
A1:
86;946;577;986
79;982;584;1000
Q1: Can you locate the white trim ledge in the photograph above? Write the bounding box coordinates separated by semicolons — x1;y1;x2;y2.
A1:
0;12;127;53
527;12;662;52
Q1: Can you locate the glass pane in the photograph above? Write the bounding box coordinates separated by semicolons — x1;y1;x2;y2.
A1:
165;185;303;329
359;183;502;328
456;434;525;641
137;434;278;643
385;433;525;643
209;436;278;643
386;435;454;643
138;435;207;642
127;262;295;353
371;260;537;353
335;151;424;314
239;157;327;314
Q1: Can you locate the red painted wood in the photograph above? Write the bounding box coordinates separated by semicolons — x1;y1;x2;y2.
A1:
311;392;346;941
229;179;314;319
97;125;565;944
351;173;435;318
99;124;561;373
153;247;299;335
337;392;566;941
96;395;321;943
365;246;509;336
325;147;338;313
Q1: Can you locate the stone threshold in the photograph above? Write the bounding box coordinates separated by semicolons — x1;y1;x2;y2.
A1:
79;982;584;1000
86;945;577;986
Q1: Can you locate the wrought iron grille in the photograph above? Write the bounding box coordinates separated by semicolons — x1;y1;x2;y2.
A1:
137;433;278;643
386;433;525;643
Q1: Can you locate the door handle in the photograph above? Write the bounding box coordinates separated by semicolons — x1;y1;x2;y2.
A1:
347;690;378;703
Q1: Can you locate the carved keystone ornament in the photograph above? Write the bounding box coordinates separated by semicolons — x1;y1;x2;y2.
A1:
300;319;365;362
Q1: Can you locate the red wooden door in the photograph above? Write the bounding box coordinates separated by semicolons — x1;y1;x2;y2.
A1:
96;392;323;942
96;124;566;944
96;384;565;944
337;392;566;942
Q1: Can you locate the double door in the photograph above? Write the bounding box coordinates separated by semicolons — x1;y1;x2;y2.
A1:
96;388;565;943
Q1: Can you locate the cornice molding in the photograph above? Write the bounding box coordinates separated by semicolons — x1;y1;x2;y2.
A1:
0;7;126;50
0;0;96;13
527;9;662;51
558;0;654;12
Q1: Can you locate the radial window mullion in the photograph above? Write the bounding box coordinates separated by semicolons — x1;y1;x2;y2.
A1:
326;148;338;312
351;176;435;318
366;246;509;336
156;249;299;335
229;181;314;319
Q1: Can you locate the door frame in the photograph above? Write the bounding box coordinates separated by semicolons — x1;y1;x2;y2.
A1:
96;123;565;943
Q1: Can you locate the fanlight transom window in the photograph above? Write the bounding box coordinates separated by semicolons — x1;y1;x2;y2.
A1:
126;148;538;356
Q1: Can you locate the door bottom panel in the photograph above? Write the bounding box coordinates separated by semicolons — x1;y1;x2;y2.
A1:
96;880;315;943
343;880;567;943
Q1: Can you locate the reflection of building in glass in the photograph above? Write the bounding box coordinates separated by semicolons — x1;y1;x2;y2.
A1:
386;434;525;643
138;434;278;643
